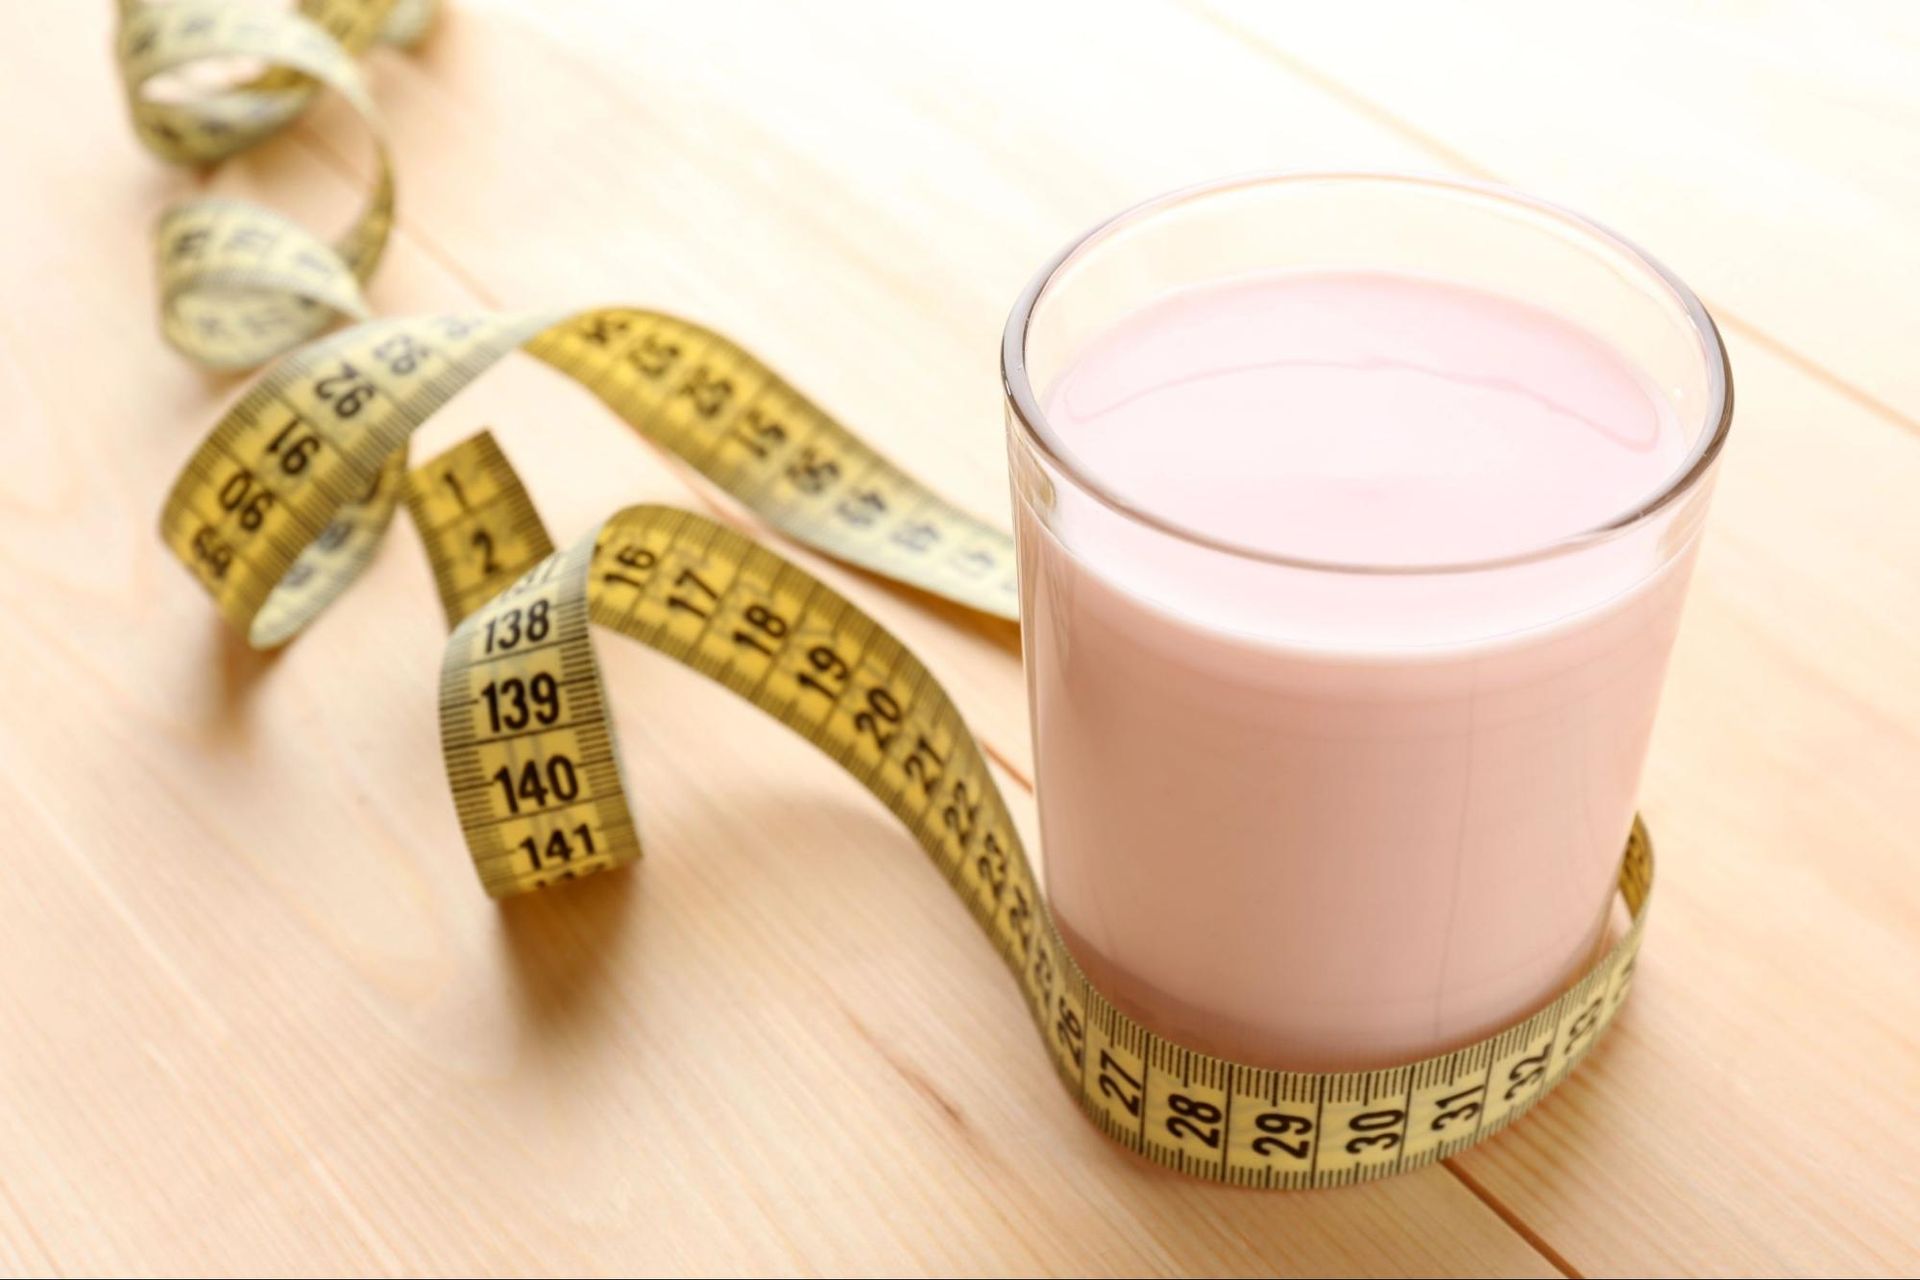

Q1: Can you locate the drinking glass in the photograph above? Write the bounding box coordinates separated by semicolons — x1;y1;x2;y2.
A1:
1002;173;1732;1070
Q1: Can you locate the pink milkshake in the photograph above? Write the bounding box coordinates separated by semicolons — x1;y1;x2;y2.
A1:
1004;175;1730;1070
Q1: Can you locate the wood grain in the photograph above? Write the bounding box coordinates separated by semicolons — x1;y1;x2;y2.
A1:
0;1;1913;1274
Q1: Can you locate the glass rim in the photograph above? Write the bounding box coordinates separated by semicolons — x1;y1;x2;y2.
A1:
1000;170;1735;576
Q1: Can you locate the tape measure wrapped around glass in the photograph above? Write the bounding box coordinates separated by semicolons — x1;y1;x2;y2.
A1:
417;429;1654;1188
129;0;1656;1187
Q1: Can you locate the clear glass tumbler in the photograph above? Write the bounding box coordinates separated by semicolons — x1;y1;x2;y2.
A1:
1002;173;1732;1071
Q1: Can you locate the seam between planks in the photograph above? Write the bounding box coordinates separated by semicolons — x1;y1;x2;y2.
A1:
1445;1159;1585;1280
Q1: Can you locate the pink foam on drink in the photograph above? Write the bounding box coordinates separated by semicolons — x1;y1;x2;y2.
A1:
1022;270;1699;1069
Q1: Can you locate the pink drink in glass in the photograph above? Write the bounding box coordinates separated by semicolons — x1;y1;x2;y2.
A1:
1004;176;1730;1070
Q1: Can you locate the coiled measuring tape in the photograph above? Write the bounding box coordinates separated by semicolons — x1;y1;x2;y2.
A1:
119;0;429;369
126;0;1655;1188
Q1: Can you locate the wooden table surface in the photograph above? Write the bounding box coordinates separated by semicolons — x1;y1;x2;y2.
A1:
2;2;1916;1274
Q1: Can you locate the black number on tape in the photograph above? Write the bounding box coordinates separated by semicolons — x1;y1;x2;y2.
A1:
484;600;551;654
480;674;562;734
1344;1108;1406;1155
1252;1111;1314;1160
491;756;581;815
1097;1050;1144;1118
518;823;596;872
1167;1094;1224;1149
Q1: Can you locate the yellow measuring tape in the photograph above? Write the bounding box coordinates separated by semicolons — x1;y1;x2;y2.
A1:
156;308;1020;645
124;0;1655;1188
118;0;432;368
